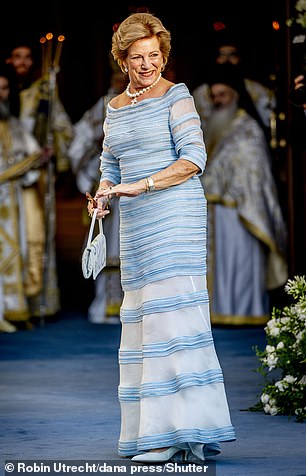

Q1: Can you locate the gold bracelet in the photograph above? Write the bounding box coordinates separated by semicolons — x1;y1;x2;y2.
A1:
145;176;155;192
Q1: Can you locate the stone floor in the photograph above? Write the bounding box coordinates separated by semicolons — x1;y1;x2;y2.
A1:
1;310;306;476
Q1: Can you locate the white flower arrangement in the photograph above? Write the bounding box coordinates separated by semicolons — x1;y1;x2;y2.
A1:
251;275;306;423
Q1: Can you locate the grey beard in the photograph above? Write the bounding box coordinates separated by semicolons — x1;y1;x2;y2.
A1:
205;102;238;154
0;100;10;120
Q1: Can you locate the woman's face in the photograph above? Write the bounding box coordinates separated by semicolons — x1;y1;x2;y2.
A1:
124;35;163;89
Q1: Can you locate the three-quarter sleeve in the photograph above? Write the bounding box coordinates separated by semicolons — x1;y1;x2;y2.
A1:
170;95;207;175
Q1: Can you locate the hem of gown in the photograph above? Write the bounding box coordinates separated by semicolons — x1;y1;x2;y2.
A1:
5;311;30;321
118;428;236;456
118;442;222;462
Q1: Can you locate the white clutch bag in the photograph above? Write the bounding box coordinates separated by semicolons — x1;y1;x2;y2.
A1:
82;208;106;280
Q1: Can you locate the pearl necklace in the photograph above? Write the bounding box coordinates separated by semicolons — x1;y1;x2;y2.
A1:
126;73;162;105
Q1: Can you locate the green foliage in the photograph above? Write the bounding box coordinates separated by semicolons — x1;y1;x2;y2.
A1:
286;0;306;29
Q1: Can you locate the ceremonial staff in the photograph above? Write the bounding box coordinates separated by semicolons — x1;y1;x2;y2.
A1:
38;33;65;322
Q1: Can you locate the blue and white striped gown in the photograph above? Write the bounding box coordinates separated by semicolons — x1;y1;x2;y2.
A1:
100;83;235;459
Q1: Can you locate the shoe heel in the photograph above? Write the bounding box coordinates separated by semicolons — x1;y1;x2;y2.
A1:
170;449;188;463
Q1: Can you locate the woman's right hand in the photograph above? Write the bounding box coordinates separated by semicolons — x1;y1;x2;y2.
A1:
86;192;110;219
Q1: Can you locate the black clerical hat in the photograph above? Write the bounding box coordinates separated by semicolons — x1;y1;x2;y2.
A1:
207;63;245;93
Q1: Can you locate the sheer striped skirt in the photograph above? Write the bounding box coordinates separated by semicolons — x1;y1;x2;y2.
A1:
118;275;235;457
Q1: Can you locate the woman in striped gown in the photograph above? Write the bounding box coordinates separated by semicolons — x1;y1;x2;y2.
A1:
89;11;236;464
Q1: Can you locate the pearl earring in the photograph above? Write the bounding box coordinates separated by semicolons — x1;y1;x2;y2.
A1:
124;67;128;73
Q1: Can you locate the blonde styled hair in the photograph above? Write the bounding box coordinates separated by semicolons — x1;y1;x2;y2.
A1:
111;12;171;72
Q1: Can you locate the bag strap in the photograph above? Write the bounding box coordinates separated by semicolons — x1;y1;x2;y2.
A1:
86;209;104;247
98;215;104;234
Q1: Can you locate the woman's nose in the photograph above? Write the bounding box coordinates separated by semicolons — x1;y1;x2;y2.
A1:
141;57;151;68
